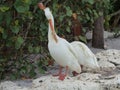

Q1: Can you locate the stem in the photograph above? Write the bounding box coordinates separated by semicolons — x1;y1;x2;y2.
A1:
110;9;120;17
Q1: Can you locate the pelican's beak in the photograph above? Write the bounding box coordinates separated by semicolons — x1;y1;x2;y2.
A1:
38;3;45;10
49;19;54;32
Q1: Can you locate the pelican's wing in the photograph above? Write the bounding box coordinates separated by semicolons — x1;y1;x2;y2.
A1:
71;41;94;57
63;39;78;59
71;41;99;68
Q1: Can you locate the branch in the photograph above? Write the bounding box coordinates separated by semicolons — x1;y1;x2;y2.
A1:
39;0;51;6
44;0;51;5
113;0;118;3
110;9;120;17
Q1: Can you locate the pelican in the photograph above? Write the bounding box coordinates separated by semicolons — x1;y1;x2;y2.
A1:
38;3;81;80
71;41;99;68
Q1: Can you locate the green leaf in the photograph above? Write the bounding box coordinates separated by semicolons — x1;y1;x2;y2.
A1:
25;11;33;19
86;14;90;20
31;0;39;5
15;36;24;49
11;26;20;34
0;27;4;33
0;6;10;12
28;45;33;53
0;67;4;72
14;0;30;13
15;5;29;13
5;12;12;26
90;18;94;23
2;30;7;39
66;27;71;33
59;15;64;22
86;0;94;4
82;28;87;33
98;11;103;16
87;8;92;14
79;36;87;43
0;12;3;23
68;21;71;26
23;0;32;5
20;68;26;74
15;20;19;25
6;40;13;47
66;7;72;17
105;15;110;21
0;58;7;62
38;66;45;74
10;74;17;80
29;68;36;77
80;11;84;15
93;10;99;19
34;46;40;53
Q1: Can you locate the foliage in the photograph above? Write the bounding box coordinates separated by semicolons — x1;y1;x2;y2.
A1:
0;0;113;80
0;0;48;80
47;0;112;37
109;0;120;32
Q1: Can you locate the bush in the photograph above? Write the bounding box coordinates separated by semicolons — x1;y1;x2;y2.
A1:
0;0;112;80
0;0;48;80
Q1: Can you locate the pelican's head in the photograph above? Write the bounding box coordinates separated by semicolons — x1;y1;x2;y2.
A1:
38;3;52;21
38;3;45;10
38;2;56;41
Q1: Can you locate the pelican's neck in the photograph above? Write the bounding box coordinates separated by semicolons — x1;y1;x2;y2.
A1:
48;14;58;43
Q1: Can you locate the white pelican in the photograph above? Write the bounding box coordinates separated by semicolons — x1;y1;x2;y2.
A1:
38;3;81;80
71;41;99;76
71;41;99;68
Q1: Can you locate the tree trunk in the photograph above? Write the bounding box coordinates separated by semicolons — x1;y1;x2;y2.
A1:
92;16;104;49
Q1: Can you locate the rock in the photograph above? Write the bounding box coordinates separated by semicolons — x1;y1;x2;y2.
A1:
86;31;92;40
32;75;100;90
104;31;114;39
100;74;120;90
98;60;116;71
0;81;29;90
1;73;120;90
96;49;120;66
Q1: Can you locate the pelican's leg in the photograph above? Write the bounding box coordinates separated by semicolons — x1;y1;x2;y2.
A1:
58;66;68;80
53;66;63;76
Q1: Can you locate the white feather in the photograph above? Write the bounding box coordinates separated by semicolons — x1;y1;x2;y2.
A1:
71;41;99;69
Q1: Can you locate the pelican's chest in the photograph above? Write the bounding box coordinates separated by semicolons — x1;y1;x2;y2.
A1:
48;40;63;54
48;39;69;65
